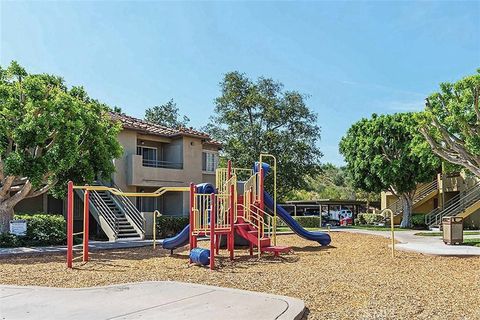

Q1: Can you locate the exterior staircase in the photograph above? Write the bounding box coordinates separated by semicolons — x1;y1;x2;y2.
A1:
387;179;439;223
76;182;145;241
425;182;480;227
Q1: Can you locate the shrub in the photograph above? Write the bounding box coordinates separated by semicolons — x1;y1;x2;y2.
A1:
362;213;384;225
0;232;20;247
0;213;66;247
294;216;322;228
276;215;321;228
156;216;189;238
411;214;428;230
356;213;367;225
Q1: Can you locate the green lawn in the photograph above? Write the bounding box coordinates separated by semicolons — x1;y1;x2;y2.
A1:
276;226;325;232
414;231;480;237
463;238;480;247
341;225;411;232
275;225;411;232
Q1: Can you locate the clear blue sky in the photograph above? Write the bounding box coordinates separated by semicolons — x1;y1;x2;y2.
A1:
1;1;479;165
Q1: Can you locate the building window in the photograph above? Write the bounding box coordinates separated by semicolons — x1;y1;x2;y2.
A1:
137;146;158;167
202;151;218;173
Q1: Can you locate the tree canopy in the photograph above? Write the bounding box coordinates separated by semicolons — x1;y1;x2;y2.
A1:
0;61;122;232
144;99;190;128
418;70;480;177
287;164;379;205
339;112;439;227
206;71;322;198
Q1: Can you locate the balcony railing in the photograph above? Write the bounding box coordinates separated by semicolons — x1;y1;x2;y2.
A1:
142;158;183;169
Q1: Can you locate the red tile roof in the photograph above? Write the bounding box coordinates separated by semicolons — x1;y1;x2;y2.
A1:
110;112;221;146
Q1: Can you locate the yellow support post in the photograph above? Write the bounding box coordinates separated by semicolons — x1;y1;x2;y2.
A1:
381;208;395;258
260;153;277;246
153;210;161;249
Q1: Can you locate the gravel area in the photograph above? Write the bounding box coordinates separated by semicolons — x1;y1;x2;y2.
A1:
1;232;479;319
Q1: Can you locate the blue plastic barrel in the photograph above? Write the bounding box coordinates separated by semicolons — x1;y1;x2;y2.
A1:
190;248;210;266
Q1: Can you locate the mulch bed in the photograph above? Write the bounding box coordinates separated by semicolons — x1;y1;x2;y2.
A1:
1;232;479;319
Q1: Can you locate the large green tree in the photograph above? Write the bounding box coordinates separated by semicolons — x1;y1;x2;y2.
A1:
419;70;480;177
287;163;379;206
339;113;439;227
206;71;322;198
144;99;190;128
0;61;122;232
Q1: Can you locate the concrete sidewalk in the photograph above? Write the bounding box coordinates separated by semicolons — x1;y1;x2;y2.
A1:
0;239;163;256
0;281;305;320
340;229;480;256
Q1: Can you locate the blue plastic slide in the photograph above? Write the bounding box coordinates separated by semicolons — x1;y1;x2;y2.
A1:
162;225;190;250
264;190;332;246
162;183;215;251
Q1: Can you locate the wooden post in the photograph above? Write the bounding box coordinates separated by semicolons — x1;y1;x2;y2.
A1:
82;189;89;262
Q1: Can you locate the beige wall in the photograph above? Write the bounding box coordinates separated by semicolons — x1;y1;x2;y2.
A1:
114;129;219;216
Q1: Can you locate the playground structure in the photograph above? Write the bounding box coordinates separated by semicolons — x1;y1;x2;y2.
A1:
66;154;332;270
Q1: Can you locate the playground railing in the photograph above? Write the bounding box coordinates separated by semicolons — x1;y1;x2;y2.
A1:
244;173;260;205
238;202;273;240
192;193;232;235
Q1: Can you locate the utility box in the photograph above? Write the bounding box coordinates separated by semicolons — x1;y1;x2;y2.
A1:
442;217;463;245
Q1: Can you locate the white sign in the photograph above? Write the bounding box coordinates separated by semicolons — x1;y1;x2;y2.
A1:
10;220;27;236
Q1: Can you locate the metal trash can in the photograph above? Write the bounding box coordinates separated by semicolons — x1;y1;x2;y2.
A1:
442;217;463;245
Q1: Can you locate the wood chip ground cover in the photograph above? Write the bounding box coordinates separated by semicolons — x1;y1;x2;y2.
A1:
1;232;479;319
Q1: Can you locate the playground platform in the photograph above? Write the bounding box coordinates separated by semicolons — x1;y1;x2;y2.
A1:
0;281;305;320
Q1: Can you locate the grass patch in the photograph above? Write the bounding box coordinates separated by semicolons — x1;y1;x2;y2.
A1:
414;231;480;237
342;225;410;232
276;226;325;232
462;238;480;247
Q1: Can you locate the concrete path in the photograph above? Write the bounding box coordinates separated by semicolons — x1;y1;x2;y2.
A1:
0;239;163;256
339;229;480;256
0;281;305;320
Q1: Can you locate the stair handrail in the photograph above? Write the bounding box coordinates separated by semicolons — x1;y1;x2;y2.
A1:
426;181;480;226
425;192;463;226
89;190;119;238
386;179;438;216
109;182;146;234
237;203;273;240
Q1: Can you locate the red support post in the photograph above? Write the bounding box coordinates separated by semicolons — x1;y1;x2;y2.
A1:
189;183;195;263
210;193;215;270
82;189;89;262
229;181;235;260
66;181;74;268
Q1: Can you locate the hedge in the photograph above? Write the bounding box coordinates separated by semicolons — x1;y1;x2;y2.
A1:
275;216;322;228
356;213;385;225
156;216;189;238
411;214;428;230
0;213;66;247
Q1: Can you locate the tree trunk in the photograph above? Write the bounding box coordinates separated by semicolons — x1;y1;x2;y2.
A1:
0;180;33;233
400;193;413;228
0;205;14;233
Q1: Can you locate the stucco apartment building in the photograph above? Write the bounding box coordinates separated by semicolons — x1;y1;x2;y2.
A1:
16;112;221;239
381;172;480;228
